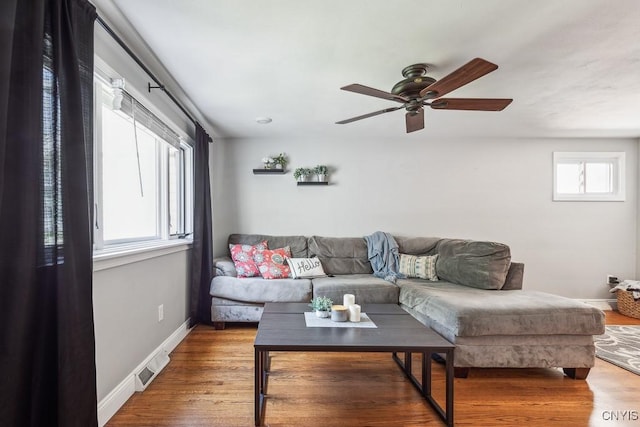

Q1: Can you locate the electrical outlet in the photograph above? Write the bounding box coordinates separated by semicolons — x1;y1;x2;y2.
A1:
158;304;164;322
607;275;619;285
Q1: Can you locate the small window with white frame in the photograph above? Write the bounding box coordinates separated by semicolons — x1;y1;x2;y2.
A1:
93;74;193;251
553;152;625;201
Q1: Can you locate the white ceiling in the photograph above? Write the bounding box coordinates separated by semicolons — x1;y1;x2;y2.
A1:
100;0;640;140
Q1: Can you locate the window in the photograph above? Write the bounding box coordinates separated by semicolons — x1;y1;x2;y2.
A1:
42;61;62;250
94;77;193;251
553;152;625;201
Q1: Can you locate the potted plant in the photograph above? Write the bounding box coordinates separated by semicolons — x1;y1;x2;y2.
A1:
272;153;288;170
309;296;333;318
314;165;328;182
293;167;312;182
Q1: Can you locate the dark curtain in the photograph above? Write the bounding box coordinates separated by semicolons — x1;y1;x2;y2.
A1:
0;0;98;426
189;123;214;326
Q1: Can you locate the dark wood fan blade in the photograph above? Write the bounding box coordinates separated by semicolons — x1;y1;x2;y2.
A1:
405;108;424;133
430;98;512;111
419;58;498;98
336;106;404;124
341;84;409;103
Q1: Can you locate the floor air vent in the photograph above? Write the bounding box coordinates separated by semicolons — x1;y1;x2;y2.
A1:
135;349;170;391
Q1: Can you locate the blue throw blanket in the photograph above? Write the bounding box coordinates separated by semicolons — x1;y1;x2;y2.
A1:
364;231;404;283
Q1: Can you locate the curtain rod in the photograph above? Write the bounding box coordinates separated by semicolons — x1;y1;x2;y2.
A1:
96;15;213;142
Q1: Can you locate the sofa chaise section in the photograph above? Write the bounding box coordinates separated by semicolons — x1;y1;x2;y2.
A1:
398;280;604;378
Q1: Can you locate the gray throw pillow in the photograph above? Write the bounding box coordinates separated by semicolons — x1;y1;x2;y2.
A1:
436;239;511;290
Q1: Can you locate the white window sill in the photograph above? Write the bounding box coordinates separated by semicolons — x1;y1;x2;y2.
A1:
553;194;625;202
93;239;192;272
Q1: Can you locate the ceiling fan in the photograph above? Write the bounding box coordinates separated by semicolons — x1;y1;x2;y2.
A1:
336;58;512;133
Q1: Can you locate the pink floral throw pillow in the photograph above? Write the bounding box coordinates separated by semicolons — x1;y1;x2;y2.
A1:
254;246;292;279
228;241;268;278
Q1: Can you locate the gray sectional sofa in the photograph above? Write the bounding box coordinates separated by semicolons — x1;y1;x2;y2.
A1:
210;233;605;379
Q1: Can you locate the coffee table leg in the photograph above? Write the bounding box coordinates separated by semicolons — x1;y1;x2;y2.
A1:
255;348;265;426
262;351;270;393
395;350;452;426
423;352;430;397
445;349;454;427
404;352;412;375
392;352;412;378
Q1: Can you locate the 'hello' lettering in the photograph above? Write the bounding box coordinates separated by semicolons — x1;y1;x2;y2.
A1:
295;259;321;272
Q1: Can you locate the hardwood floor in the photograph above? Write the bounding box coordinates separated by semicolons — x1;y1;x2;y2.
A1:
106;311;640;427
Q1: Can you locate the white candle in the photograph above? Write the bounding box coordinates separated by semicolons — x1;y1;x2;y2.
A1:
343;294;355;307
349;304;361;322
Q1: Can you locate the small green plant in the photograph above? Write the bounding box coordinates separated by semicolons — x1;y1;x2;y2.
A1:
309;296;333;311
314;165;328;175
293;167;312;180
272;153;288;168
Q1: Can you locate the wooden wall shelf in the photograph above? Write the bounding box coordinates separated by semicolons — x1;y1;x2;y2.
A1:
253;168;285;174
297;181;329;186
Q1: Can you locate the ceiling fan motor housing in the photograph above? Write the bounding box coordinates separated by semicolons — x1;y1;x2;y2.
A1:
391;63;436;101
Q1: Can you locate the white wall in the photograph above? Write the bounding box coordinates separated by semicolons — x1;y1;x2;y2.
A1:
93;250;190;400
212;136;637;300
210;138;235;256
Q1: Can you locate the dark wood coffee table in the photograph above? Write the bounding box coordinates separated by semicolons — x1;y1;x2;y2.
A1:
254;302;454;426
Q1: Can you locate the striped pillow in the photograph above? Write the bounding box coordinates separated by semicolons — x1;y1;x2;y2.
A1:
399;254;438;281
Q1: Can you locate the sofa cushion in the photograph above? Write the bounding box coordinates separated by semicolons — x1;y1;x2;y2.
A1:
229;241;268;278
287;257;327;279
228;234;308;258
399;254;438;281
213;257;237;277
308;236;372;275
395;236;441;255
398;280;605;338
254;247;292;279
210;276;312;303
435;239;511;290
312;274;399;304
502;262;525;290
